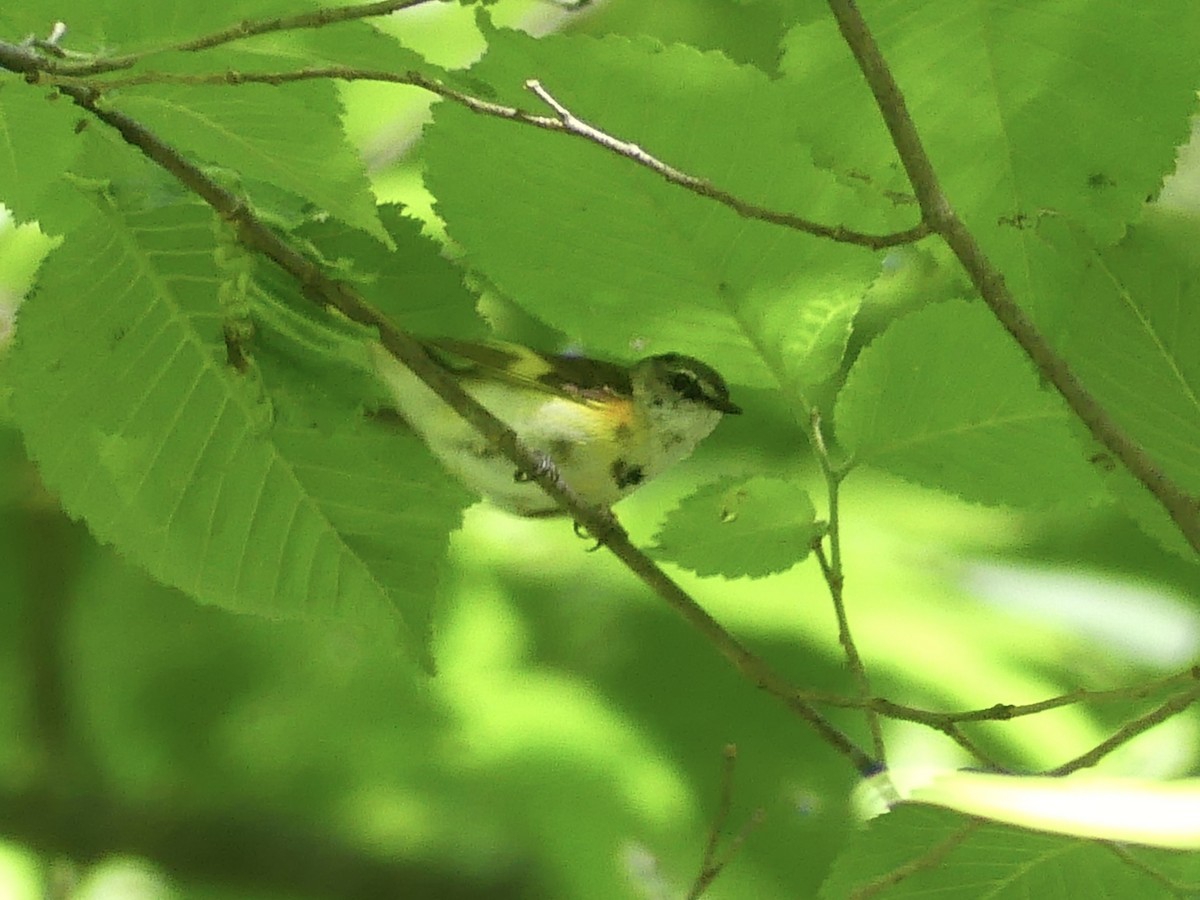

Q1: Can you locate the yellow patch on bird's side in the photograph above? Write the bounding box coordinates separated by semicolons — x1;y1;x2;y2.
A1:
591;394;638;430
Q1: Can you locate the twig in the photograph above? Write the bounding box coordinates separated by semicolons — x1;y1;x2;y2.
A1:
696;745;739;886
811;410;885;762
692;809;765;899
824;0;1200;556
748;668;1200;728
0;39;877;778
927;720;1006;772
1045;685;1200;776
687;745;764;900
910;666;1200;724
516;77;926;250
38;65;929;252
34;0;441;76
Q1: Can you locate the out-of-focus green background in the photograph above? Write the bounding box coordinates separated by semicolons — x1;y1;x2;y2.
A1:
2;1;1199;897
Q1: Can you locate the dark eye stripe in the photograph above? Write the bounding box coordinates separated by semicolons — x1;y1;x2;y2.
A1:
668;370;705;401
650;353;737;411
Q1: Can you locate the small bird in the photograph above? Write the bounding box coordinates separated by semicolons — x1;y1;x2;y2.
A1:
370;338;741;516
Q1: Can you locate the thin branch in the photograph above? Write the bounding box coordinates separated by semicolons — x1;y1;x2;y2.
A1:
696;745;739;885
39;65;930;252
913;666;1200;724
34;0;440;77
521;78;926;249
691;809;765;899
0;40;877;778
813;543;887;759
687;745;764;900
1045;685;1200;776
824;0;1200;556
811;410;885;762
742;667;1200;729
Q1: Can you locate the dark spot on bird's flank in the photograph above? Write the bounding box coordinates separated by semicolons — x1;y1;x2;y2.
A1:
613;422;632;441
661;431;685;449
611;459;644;488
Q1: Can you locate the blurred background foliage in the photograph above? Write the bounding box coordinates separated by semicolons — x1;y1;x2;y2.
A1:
2;0;1199;897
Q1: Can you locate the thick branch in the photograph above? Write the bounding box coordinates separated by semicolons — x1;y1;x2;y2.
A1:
825;0;1200;555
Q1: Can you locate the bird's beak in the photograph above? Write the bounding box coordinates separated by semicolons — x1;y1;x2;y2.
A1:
711;396;742;415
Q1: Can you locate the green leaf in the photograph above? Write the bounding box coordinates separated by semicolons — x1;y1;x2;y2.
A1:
111;78;387;244
652;477;820;578
836;299;1102;507
423;29;895;398
0;0;303;53
290;204;486;341
1036;214;1200;555
780;1;1200;247
0;79;84;224
7;194;469;667
820;805;1170;899
277;16;436;72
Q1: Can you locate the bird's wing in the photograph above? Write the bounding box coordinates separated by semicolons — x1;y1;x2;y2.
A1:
424;339;632;403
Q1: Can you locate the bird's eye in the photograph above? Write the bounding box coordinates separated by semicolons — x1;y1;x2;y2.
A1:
668;370;703;401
